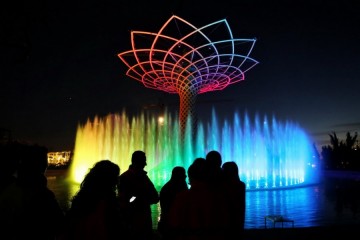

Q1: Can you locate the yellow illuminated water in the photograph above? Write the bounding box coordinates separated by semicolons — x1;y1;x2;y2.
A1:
70;109;319;190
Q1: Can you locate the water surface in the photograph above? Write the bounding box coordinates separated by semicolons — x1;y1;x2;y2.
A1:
47;170;360;229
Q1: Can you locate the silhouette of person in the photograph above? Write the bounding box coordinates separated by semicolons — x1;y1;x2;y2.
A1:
169;157;229;240
0;143;65;240
62;160;124;240
118;150;159;240
222;161;246;240
205;150;224;186
159;166;188;239
0;142;21;239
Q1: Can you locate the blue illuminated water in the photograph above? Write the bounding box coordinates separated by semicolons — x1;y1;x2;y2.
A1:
71;109;319;189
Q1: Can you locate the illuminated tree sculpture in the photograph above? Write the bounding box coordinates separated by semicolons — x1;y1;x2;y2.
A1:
118;15;258;138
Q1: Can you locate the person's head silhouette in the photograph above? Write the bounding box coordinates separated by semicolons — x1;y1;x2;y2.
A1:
170;166;187;182
205;150;222;169
188;158;207;185
222;161;240;181
131;150;147;169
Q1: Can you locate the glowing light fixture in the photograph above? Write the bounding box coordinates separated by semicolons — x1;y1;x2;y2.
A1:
118;15;258;136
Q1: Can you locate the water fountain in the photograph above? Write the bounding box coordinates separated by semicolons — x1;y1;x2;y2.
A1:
70;108;319;189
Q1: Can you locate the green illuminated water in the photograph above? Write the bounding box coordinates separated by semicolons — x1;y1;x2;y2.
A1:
70;109;318;189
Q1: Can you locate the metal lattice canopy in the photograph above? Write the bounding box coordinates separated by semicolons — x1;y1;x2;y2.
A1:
118;15;258;137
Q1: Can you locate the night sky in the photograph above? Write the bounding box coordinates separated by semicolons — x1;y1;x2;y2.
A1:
1;0;359;151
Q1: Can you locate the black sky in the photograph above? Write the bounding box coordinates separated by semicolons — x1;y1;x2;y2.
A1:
1;0;360;151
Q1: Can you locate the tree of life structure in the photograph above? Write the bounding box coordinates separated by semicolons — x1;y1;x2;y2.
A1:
118;15;258;140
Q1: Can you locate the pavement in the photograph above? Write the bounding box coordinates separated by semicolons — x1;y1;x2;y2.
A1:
243;224;359;240
151;224;359;240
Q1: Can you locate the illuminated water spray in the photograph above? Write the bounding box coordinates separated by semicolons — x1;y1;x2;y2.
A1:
70;109;319;189
69;15;319;189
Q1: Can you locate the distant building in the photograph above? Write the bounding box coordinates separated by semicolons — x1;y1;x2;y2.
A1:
47;151;72;168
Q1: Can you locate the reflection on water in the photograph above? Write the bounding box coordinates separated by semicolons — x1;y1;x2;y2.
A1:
47;170;360;229
246;185;326;228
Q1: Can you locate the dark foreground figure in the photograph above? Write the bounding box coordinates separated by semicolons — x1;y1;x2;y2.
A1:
62;160;124;240
118;150;159;240
158;166;189;240
0;143;65;240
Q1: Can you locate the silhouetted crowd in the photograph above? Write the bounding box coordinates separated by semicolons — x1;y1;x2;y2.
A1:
0;142;246;240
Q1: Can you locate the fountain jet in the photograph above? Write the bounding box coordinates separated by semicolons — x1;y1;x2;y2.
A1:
70;109;319;189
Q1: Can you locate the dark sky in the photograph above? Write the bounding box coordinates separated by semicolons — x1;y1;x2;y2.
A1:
1;0;360;151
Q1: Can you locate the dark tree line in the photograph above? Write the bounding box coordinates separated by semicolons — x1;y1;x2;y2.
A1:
321;132;360;170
